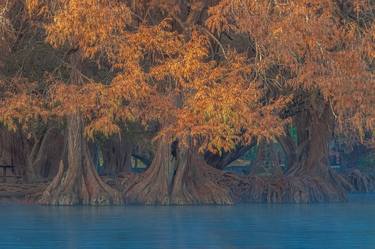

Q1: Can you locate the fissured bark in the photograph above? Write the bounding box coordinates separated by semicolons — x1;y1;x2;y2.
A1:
39;114;122;205
285;95;348;202
126;137;233;205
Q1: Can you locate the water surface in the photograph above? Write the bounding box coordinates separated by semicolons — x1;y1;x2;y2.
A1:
1;194;375;249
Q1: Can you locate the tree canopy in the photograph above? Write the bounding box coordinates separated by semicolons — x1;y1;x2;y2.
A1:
0;0;374;205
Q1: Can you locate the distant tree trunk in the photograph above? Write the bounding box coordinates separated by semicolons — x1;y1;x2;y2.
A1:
39;114;122;205
26;126;64;182
0;127;31;180
131;140;154;167
39;129;65;179
277;128;297;169
250;140;283;177
126;137;232;205
131;153;152;167
102;135;133;176
204;140;255;170
341;144;371;169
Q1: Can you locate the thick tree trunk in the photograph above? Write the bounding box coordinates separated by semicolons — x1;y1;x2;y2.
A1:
126;137;233;205
285;96;348;202
39;114;122;205
288;102;333;177
216;100;352;203
39;49;122;205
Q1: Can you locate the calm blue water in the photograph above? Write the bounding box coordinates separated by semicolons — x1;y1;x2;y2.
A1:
1;194;375;249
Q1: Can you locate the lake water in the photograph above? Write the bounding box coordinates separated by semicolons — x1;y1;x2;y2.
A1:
1;194;375;249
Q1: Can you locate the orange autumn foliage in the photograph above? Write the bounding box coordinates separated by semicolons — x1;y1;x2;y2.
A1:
1;0;373;154
208;0;374;142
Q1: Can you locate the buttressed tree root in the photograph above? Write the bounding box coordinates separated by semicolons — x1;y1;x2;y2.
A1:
345;169;375;193
125;138;233;205
39;114;122;205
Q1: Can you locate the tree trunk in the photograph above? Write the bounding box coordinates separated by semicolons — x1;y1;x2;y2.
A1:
126;137;233;205
285;96;347;202
222;94;352;204
39;49;122;205
39;113;122;205
288;101;333;176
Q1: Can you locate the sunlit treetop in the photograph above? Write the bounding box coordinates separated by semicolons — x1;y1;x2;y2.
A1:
26;0;132;59
207;0;375;143
21;0;150;137
144;29;288;152
1;0;296;153
126;2;288;152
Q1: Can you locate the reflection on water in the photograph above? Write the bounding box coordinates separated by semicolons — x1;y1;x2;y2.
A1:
1;194;375;249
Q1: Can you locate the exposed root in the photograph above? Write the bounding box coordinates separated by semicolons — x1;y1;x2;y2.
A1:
0;182;47;203
211;173;347;203
38;114;123;206
125;139;232;205
39;159;123;205
344;169;375;193
170;162;232;205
